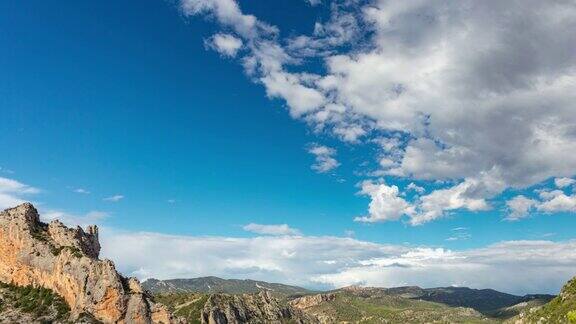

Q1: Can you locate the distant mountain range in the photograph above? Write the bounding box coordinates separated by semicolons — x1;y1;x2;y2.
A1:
379;286;554;315
142;276;313;296
144;276;556;323
143;277;554;315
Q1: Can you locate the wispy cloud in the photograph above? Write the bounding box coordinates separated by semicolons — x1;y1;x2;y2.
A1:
42;210;108;228
446;227;472;241
74;188;90;194
0;176;39;210
206;33;243;57
103;195;124;202
555;177;576;189
0;167;14;174
307;144;340;173
243;223;301;236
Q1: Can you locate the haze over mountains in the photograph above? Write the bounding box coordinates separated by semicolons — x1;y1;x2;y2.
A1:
142;277;313;296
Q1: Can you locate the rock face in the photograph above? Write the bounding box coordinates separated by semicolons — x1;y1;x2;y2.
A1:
201;291;318;324
0;203;180;324
289;293;336;309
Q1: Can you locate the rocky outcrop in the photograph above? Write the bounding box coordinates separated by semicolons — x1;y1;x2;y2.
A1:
201;291;318;324
289;293;336;309
0;203;181;324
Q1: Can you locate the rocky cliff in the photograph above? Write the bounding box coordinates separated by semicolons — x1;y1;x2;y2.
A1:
201;290;318;323
0;203;180;323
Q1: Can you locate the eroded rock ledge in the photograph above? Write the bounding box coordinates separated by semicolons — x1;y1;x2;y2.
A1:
0;203;181;324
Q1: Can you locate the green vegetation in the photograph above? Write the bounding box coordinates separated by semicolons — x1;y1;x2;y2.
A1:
50;245;84;258
512;277;576;323
299;291;497;323
0;281;70;321
520;281;576;322
30;223;50;243
154;292;209;324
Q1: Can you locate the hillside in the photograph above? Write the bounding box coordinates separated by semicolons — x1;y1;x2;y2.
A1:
150;280;558;323
513;277;576;323
155;286;525;323
143;277;312;296
155;291;317;323
389;286;553;316
0;281;72;323
289;288;494;323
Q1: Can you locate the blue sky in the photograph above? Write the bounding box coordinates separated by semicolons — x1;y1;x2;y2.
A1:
1;0;576;294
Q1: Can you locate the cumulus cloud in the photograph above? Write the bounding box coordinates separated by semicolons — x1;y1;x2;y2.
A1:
207;33;243;57
103;195;124;202
101;228;576;295
555;177;576;189
537;192;576;213
505;195;537;221
506;188;576;219
243;223;301;236
308;144;340;173
0;177;40;210
354;180;413;223
181;0;576;224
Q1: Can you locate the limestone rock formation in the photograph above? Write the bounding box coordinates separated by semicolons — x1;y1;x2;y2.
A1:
201;290;318;324
289;293;336;309
0;203;181;324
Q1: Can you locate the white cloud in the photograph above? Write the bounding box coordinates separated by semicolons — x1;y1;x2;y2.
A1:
0;167;14;174
74;188;90;194
506;188;576;219
537;192;576;213
355;180;413;223
307;144;340;173
41;210;108;228
505;195;537;221
0;177;39;210
410;170;505;225
181;0;576;224
101;229;576;295
103;195;124;202
311;240;576;295
446;227;471;241
555;177;576;189
208;33;243;57
243;223;301;236
406;182;425;194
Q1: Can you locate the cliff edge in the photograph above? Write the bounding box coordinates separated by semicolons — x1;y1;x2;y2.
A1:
0;203;180;323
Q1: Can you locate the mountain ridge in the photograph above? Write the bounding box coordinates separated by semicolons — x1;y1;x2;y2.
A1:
142;276;313;296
